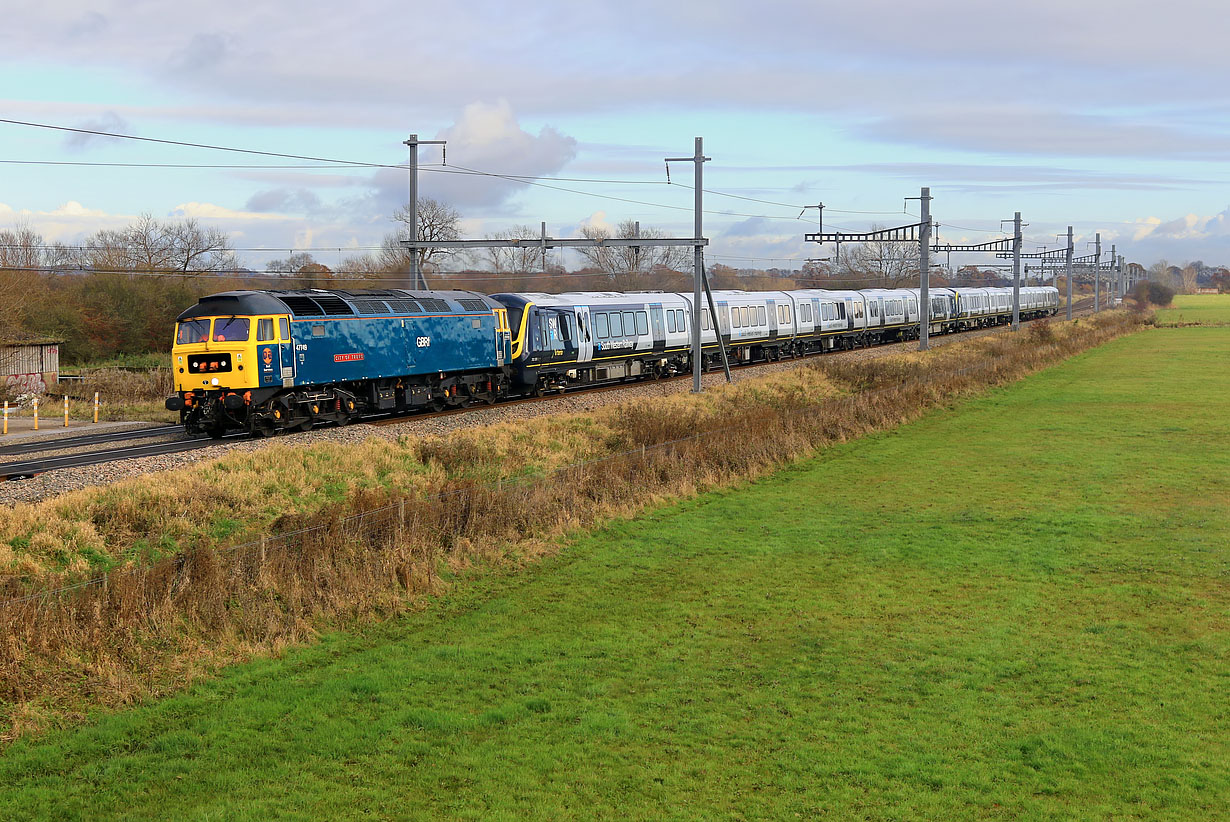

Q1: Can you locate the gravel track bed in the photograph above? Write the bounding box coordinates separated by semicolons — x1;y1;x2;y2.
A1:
0;318;1041;506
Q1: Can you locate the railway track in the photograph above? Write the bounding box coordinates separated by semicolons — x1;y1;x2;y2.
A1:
1;307;1091;480
0;433;246;481
0;424;184;459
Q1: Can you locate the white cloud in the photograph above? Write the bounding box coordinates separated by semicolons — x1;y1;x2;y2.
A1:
169;202;292;222
361;101;577;216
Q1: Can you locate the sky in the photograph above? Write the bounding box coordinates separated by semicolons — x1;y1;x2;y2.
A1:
2;0;1229;275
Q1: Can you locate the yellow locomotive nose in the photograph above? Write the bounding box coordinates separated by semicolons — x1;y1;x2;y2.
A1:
171;316;259;393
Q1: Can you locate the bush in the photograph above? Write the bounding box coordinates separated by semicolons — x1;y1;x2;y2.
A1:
1129;281;1175;307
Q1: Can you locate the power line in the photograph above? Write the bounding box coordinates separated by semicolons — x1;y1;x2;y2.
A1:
0;117;398;169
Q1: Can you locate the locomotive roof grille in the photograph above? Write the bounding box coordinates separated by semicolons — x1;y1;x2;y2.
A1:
276;296;325;317
353;299;391;314
458;299;489;311
313;295;355;316
419;298;451;312
386;299;422;313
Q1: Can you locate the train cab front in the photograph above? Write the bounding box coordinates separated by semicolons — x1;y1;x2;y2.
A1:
166;315;259;437
166;292;294;437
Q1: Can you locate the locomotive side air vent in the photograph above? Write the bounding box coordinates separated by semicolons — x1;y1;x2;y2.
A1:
353;300;391;314
386;299;422;313
314;295;356;316
277;296;325;317
458;299;489;312
419;298;451;312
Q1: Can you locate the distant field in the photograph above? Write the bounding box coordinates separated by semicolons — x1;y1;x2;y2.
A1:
1;327;1226;820
1155;293;1230;325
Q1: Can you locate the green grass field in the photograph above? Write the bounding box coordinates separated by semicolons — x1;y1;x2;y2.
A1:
1;327;1226;820
1155;293;1230;325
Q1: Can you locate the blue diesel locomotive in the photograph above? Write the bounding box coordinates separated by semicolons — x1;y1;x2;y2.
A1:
166;288;511;437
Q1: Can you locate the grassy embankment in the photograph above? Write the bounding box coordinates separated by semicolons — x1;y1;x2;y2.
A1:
1154;293;1230;326
0;321;1225;818
0;312;1146;738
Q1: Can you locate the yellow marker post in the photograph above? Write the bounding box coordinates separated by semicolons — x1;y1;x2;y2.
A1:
3;401;7;436
94;392;100;424
33;397;38;430
64;395;69;428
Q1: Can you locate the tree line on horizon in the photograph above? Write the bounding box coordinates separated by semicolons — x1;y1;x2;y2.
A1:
2;204;1226;365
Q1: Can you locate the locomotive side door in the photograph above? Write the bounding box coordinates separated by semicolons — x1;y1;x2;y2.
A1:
575;305;594;363
277;316;296;387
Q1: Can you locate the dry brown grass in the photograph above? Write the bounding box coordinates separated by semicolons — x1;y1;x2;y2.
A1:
0;310;1146;740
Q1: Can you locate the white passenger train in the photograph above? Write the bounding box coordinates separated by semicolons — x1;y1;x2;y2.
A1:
491;286;1060;392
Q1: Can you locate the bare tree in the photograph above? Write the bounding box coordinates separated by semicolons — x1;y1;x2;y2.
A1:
835;227;916;285
0;224;50;341
575;220;690;281
1180;263;1199;294
269;252;335;289
79;215;238;273
384;198;463;283
1147;259;1174;289
485;225;549;275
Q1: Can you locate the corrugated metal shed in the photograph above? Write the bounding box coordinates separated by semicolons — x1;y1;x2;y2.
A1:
1;339;63;393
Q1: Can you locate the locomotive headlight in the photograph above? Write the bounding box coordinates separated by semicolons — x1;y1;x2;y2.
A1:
211;377;220;386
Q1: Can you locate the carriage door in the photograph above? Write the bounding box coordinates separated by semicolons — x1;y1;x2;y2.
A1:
277;316;296;387
575;306;594;363
650;305;665;353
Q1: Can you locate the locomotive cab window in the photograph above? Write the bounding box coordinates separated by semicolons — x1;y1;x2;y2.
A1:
278;317;290;341
176;319;211;345
213;317;250;342
257;318;274;342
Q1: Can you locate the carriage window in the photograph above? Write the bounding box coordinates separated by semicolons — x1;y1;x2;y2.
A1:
677;309;686;330
622;311;635;336
701;308;710;331
636;311;648;336
838;303;846;320
741;306;749;326
667;311;676;333
559;313;573;342
596;313;610;339
610;312;623;336
757;306;766;326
